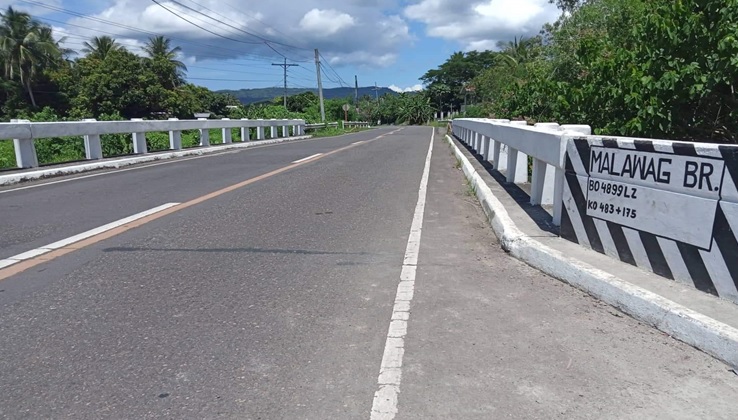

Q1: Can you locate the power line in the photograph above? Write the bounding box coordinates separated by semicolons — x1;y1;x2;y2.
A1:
150;0;266;46
217;0;311;50
272;58;298;107
188;77;279;82
319;52;349;87
180;0;309;52
32;10;285;62
154;0;309;61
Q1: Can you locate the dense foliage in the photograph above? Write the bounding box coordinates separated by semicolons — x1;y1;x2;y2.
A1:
424;0;738;143
0;6;238;122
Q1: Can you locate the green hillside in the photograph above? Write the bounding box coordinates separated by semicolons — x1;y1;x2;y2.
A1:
218;86;397;105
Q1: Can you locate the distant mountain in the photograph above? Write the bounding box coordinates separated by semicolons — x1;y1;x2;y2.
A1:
218;86;397;105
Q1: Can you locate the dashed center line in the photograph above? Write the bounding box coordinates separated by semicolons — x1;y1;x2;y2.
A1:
292;153;323;164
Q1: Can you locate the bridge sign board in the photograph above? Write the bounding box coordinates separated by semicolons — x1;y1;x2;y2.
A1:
585;147;724;250
561;137;738;304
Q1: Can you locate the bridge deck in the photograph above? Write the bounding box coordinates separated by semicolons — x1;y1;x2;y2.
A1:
0;127;735;418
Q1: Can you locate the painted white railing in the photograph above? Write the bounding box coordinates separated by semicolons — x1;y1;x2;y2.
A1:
451;118;591;225
0;117;306;169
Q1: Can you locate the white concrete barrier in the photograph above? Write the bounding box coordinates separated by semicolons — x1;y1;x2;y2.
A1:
0;117;306;169
451;117;738;306
452;118;581;225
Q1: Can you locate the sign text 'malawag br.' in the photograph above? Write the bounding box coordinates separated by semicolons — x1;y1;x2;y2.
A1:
585;147;725;250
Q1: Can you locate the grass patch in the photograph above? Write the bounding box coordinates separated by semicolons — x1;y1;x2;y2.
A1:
310;125;371;138
465;177;477;197
0;140;17;169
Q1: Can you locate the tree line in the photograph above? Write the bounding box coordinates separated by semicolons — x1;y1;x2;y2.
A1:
422;0;738;143
0;6;239;123
0;5;436;127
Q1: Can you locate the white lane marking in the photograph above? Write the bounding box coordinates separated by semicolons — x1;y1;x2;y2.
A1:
292;153;323;164
0;151;240;195
353;141;365;145
0;203;180;268
370;128;434;420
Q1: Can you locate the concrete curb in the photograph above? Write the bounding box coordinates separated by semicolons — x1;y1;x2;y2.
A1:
445;134;738;369
0;135;313;186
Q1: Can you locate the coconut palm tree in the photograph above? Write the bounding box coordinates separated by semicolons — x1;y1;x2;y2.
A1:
82;35;123;60
37;26;74;62
0;6;62;107
143;35;187;87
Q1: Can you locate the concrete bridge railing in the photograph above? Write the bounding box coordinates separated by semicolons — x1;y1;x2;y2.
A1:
452;117;738;305
0;118;306;169
452;118;591;226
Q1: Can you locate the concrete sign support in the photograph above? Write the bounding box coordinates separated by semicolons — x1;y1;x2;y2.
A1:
561;137;738;304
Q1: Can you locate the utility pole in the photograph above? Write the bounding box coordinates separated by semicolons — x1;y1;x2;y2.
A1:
314;49;326;123
272;58;298;109
354;75;359;104
374;82;379;101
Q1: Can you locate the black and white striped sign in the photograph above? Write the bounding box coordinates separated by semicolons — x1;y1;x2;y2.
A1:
561;137;738;304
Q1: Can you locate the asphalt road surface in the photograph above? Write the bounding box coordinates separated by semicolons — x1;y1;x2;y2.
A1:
0;127;736;419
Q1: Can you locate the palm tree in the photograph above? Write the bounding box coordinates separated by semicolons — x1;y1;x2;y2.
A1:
37;26;74;62
497;36;541;67
143;35;187;87
82;35;122;60
0;6;62;107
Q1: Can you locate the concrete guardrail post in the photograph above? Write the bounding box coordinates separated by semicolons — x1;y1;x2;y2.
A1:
505;121;529;183
11;119;38;168
481;135;491;161
270;120;277;139
198;118;210;147
82;118;103;160
530;123;562;206
256;120;265;140
131;118;147;154
240;119;251;142
221;118;232;144
168;118;182;150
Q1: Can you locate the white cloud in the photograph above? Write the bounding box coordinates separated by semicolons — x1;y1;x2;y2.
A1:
0;0;61;16
56;0;411;68
299;9;356;36
404;0;560;51
389;84;423;92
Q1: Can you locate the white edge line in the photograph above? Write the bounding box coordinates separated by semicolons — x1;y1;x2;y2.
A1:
0;152;239;195
0;202;180;268
292;153;323;164
370;127;434;420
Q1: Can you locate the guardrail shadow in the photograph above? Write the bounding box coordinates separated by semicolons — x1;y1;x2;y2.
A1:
455;135;559;236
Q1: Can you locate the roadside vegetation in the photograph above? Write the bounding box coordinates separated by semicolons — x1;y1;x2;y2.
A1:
0;6;435;168
423;0;738;143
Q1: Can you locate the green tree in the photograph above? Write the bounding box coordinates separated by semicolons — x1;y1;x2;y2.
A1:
143;36;186;88
82;36;123;60
397;93;434;125
71;48;153;118
0;6;62;107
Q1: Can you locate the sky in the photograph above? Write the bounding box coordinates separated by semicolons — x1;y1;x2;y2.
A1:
2;0;561;92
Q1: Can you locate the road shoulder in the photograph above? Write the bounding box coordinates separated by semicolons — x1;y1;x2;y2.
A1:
396;130;738;419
